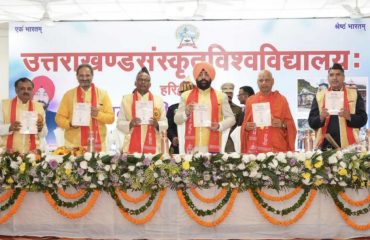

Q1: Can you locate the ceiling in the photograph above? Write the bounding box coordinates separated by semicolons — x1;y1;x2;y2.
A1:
0;0;370;23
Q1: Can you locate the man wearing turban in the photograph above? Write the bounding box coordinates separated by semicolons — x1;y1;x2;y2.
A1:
174;62;235;153
241;70;296;153
32;75;56;145
117;66;168;154
166;80;194;154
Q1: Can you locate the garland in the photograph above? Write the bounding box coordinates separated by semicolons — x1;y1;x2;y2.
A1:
57;188;86;199
339;191;370;207
176;188;238;227
0;189;22;212
112;188;167;225
328;189;370;216
335;206;370;230
110;188;158;215
47;188;92;207
118;190;150;204
189;188;227;203
256;187;302;202
251;187;310;216
249;189;317;226
0;190;14;203
0;190;26;224
180;188;232;216
44;190;100;219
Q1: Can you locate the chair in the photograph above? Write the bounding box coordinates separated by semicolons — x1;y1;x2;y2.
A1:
178;124;230;154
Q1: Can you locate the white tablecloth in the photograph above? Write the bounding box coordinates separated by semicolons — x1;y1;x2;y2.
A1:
0;188;369;239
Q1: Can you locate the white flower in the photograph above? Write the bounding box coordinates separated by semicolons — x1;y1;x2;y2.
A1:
283;165;291;172
174;176;181;182
90;184;97;188
338;181;347;187
111;164;117;170
174;155;182;163
10;161;19;169
203;174;211;181
98;173;106;181
153;172;159;178
248;154;256;161
266;152;274;157
336;151;343;159
16;156;22;164
330;180;337;185
133;152;142;158
183;154;192;162
276;152;287;163
230;152;240;159
194;152;201;158
279;181;285;186
84;152;92;161
255;172;262;178
242;154;250;164
27;153;36;163
97;160;103;167
80;161;88;169
269;159;279;169
256;153;266;161
242;171;249;176
221;153;229;161
305;151;314;159
222;182;228;187
123;173;130;178
155;160;163;166
311;168;317;174
262;175;269;180
228;164;235;170
328;156;338;164
302;178;312;185
286;151;293;158
136;162;143;167
128;165;135;171
291;166;298;173
104;165;111;172
296;152;306;162
339;161;347;169
144;153;154;160
83;175;91;182
332;166;338;172
249;170;258;178
88;167;95;173
162;153;170;160
64;162;72;170
237;163;246;170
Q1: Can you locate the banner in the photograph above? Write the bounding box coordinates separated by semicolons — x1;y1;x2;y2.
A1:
9;20;369;148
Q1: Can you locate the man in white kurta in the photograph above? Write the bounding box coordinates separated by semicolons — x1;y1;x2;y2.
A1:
117;67;168;154
174;62;235;153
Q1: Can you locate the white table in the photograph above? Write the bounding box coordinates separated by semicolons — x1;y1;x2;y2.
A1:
0;188;369;239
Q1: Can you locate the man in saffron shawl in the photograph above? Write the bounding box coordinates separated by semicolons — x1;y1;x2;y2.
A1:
55;64;114;152
0;77;47;153
117;66;168;154
241;70;296;153
174;62;235;153
308;63;367;150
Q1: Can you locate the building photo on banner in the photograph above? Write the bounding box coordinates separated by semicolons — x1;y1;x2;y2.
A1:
8;19;370;149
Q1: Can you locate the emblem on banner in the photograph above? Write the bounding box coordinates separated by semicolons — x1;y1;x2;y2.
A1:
176;24;199;49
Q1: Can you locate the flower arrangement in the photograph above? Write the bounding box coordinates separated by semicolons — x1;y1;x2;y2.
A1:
0;148;369;228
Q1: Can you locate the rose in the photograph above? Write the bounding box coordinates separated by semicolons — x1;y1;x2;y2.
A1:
84;152;92;161
182;161;190;170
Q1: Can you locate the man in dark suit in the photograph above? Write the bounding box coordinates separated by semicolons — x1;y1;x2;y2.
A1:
166;81;194;154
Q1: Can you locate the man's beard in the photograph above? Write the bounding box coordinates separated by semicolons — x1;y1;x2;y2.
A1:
196;79;211;90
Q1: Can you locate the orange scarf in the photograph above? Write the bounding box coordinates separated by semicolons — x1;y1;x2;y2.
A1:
317;87;355;148
185;87;220;153
6;98;36;152
245;93;273;154
77;84;102;152
128;91;156;153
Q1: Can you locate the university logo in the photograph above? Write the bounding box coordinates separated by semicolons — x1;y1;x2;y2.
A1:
176;24;199;49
